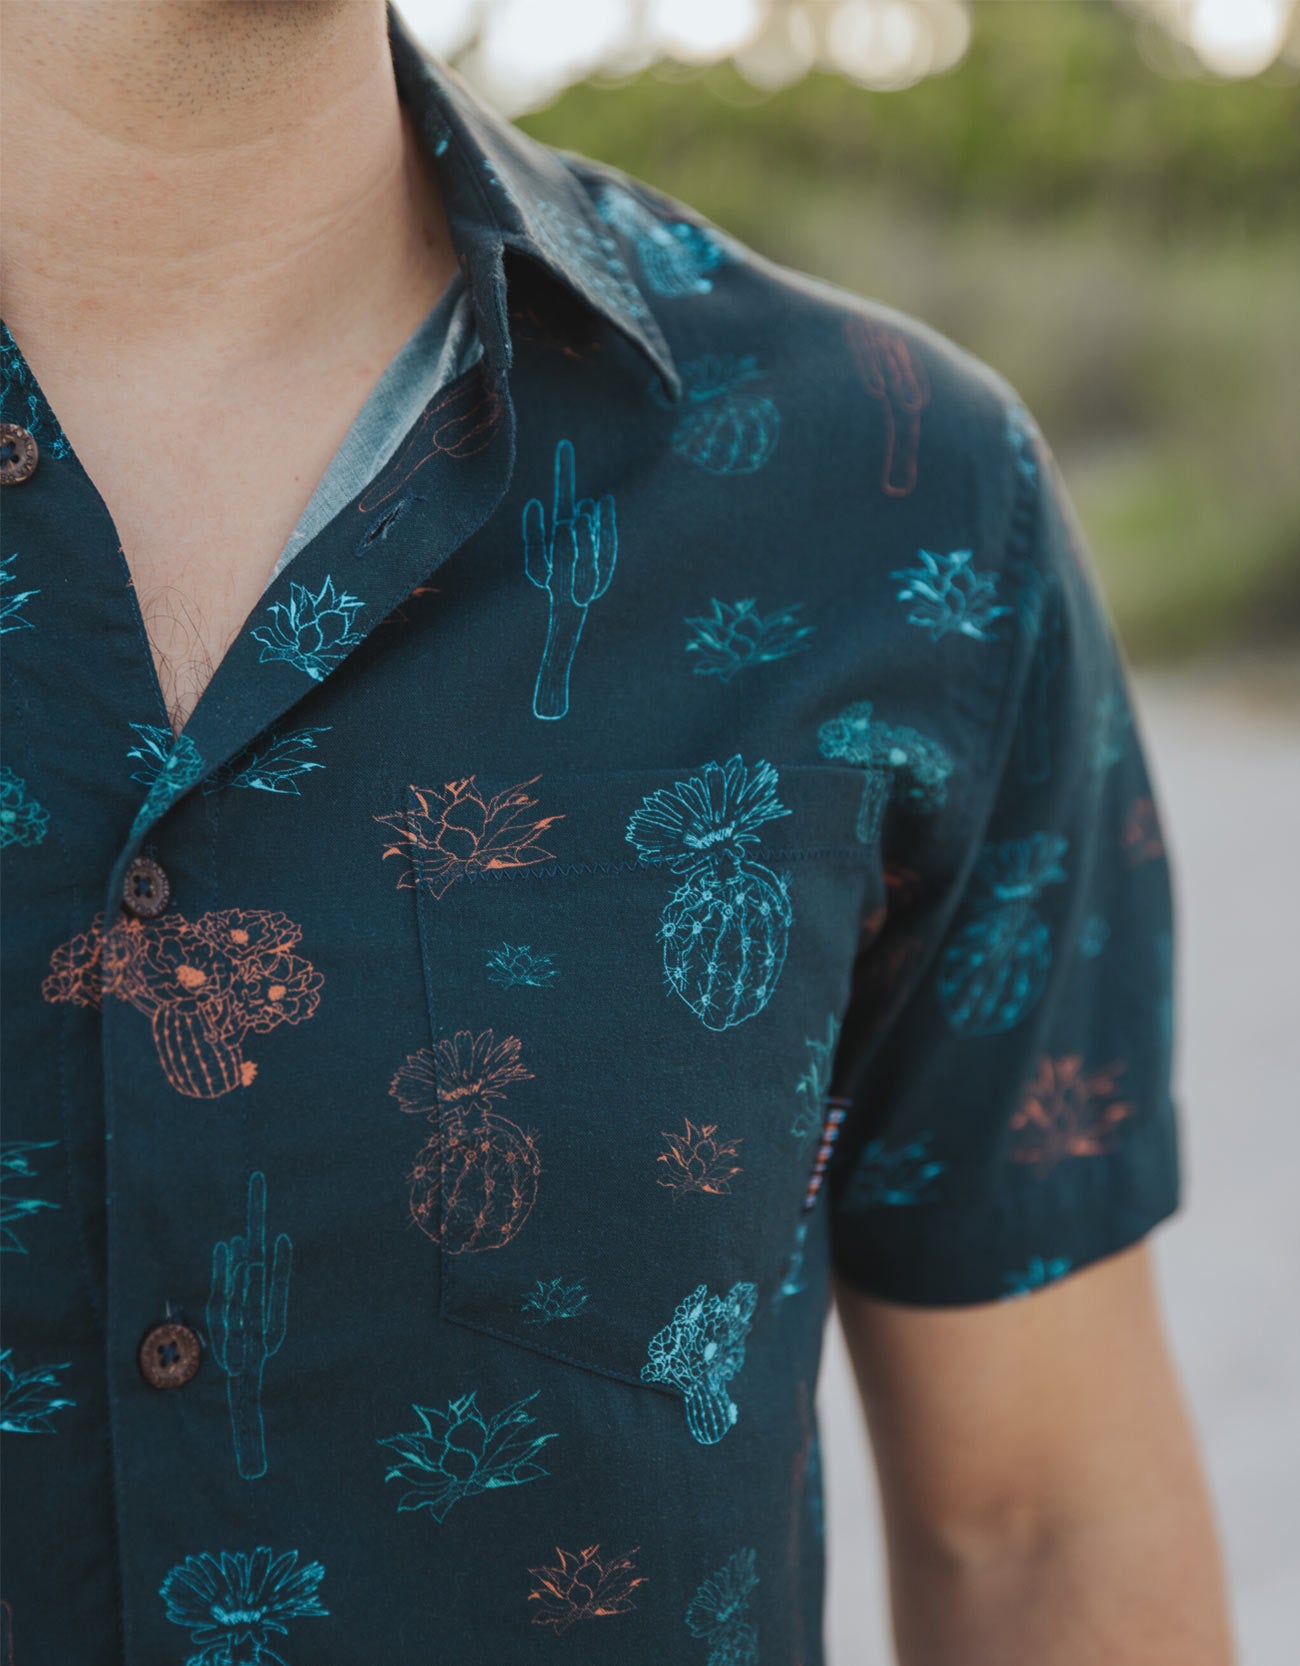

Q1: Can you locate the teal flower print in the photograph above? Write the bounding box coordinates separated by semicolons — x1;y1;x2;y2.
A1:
0;553;39;633
251;575;365;683
1;323;70;457
684;597;814;683
0;764;49;848
846;1134;945;1209
520;1276;590;1324
891;548;1011;643
204;726;331;796
377;1388;557;1521
817;698;952;843
1;1140;60;1254
126;726;203;836
0;1350;74;1433
159;1546;328;1665
791;1013;841;1153
641;1281;758;1445
485;942;558;988
597;184;729;297
1003;1256;1072;1298
686;1547;759;1665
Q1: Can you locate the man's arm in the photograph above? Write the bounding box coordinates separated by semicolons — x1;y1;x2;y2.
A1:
834;1240;1235;1666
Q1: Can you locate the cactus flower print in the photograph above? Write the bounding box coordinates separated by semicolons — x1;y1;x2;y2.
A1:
0;1351;74;1433
389;1028;540;1253
657;1119;744;1196
641;1281;758;1445
125;726;203;835
378;1388;557;1521
159;1547;327;1665
251;574;365;682
817;699;952;845
891;548;1011;643
375;774;564;898
1003;1256;1072;1298
686;1547;759;1666
42;908;323;1098
485;942;558;988
936;835;1068;1036
845;1134;945;1209
523;438;617;720
520;1276;590;1324
527;1542;647;1631
1009;1055;1135;1170
657;355;780;475
843;314;930;497
207;1172;292;1482
625;755;794;1031
0;1140;59;1254
683;597;814;683
0;764;48;848
0;552;39;633
597;184;729;296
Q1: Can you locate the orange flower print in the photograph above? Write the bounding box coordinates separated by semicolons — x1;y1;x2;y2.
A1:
527;1543;646;1633
42;908;322;1099
656;1118;744;1196
374;774;564;899
1009;1055;1135;1170
1121;796;1165;866
389;1028;540;1253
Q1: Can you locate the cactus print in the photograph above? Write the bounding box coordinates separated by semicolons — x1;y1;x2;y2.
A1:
1121;796;1165;866
527;1541;646;1631
891;548;1012;643
530;198;649;323
658;355;780;475
377;1388;557;1520
0;1141;59;1255
0;764;48;849
817;698;952;844
159;1547;328;1665
686;1547;759;1666
657;1119;744;1196
375;774;564;898
597;184;729;296
1091;690;1133;772
207;1172;292;1482
843;314;930;497
355;372;503;512
41;909;323;1098
523;438;617;719
936;835;1068;1035
845;1134;945;1209
485;942;558;987
0;552;38;633
520;1276;590;1324
389;1028;540;1253
251;574;366;682
683;597;815;683
641;1281;758;1445
0;1351;74;1434
1003;1256;1073;1299
1009;1055;1135;1170
626;756;793;1030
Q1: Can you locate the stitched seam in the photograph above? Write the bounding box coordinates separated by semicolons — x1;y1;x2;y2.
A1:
444;844;874;888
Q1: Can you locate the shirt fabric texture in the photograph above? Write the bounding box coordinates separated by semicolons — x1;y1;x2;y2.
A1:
0;5;1182;1662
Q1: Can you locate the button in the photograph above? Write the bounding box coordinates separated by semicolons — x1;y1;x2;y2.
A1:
122;854;170;918
0;421;39;486
138;1320;201;1389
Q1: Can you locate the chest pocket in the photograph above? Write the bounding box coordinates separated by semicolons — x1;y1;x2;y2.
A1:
382;756;881;1433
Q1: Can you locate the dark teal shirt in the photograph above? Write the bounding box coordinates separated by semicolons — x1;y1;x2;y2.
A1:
0;6;1181;1661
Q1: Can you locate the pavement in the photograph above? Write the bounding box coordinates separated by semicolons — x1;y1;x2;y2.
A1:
816;657;1300;1665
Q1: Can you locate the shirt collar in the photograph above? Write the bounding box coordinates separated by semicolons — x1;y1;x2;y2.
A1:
386;2;683;404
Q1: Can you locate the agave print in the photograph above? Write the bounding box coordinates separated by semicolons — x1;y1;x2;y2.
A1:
685;1547;759;1665
0;764;48;849
625;756;793;1031
377;1388;557;1521
485;942;558;988
936;834;1069;1035
891;548;1011;643
251;574;366;683
159;1547;328;1666
125;726;204;837
1009;1054;1134;1170
0;1140;60;1254
0;552;39;633
596;184;730;297
791;1013;842;1153
527;1541;647;1632
375;774;564;899
0;1350;75;1434
520;1276;590;1324
683;597;815;683
1;322;70;457
641;1281;758;1445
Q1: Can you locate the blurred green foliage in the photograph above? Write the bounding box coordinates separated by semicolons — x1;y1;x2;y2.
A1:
520;2;1300;661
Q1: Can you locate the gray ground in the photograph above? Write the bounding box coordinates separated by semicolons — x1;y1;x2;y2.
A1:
817;658;1300;1665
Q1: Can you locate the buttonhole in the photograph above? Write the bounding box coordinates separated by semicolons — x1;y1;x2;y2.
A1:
356;491;426;556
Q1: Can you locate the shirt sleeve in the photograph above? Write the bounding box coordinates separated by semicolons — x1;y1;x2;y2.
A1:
825;395;1182;1306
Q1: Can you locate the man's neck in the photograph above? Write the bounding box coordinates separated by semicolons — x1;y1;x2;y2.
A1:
0;0;457;382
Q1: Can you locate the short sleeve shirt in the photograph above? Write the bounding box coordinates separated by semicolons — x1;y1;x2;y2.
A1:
0;5;1181;1662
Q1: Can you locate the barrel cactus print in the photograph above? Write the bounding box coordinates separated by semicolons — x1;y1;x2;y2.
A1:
527;1542;647;1631
817;699;952;845
625;756;793;1031
41;908;323;1098
685;1547;759;1666
596;184;729;296
377;1388;557;1521
0;764;48;849
657;355;780;475
158;1547;328;1665
641;1280;758;1445
389;1028;540;1254
683;597;814;683
0;1351;74;1434
936;835;1068;1035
